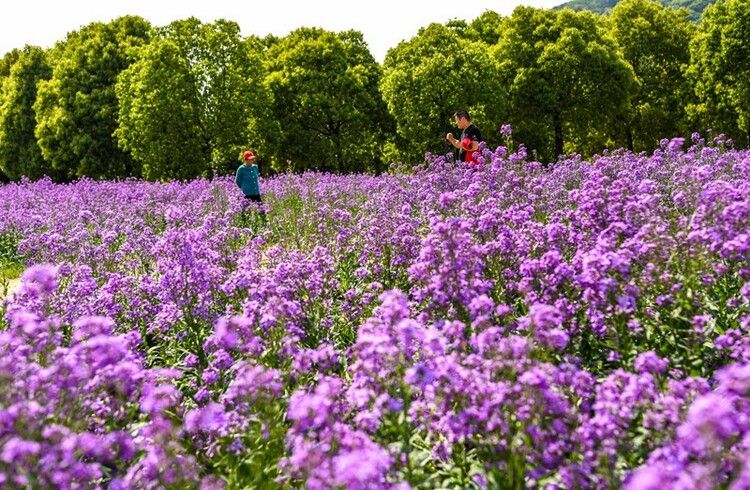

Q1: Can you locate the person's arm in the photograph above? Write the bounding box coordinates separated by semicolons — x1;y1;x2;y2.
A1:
235;166;243;188
446;133;460;148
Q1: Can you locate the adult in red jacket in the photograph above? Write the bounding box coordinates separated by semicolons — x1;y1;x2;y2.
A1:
446;109;482;166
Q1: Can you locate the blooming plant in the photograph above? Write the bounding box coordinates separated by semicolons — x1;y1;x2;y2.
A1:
1;132;750;488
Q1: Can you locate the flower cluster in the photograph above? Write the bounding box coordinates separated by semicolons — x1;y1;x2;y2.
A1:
0;266;205;488
1;134;749;487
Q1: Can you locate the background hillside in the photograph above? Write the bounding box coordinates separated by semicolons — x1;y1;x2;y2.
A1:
554;0;712;20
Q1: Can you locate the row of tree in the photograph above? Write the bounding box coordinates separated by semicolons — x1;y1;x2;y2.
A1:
0;0;748;182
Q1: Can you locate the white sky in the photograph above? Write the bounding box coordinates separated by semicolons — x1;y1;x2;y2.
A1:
1;0;562;63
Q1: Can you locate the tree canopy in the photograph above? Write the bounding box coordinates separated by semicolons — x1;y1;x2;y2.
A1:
380;22;504;164
116;18;268;181
606;0;695;152
34;16;152;180
0;46;52;180
0;2;748;181
688;0;750;146
493;7;637;159
263;27;390;174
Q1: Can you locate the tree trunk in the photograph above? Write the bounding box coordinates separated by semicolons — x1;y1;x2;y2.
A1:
554;114;563;159
626;126;634;152
441;112;452;155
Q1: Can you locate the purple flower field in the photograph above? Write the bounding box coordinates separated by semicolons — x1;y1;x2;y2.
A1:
2;132;750;489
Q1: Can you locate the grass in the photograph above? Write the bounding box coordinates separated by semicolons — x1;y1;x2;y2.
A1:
0;266;23;299
1;262;24;280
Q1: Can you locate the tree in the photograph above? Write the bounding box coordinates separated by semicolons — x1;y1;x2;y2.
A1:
380;22;505;165
263;27;391;174
0;46;53;180
493;7;637;160
0;50;23;184
0;50;21;79
116;18;269;181
33;16;152;180
465;10;504;46
688;0;750;146
607;0;695;152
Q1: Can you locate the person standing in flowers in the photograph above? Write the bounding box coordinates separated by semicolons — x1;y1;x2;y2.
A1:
446;109;482;167
235;150;262;203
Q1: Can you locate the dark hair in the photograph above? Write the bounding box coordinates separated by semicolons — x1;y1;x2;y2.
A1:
454;109;471;120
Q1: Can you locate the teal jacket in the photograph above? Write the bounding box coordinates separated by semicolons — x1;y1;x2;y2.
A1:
235;164;260;196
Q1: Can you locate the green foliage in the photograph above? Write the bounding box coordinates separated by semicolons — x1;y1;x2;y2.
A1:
381;23;505;165
0;45;53;180
34;16;152;180
116;18;269;181
465;10;505;46
493;7;637;160
0;229;23;267
0;50;21;79
263;28;391;174
0;229;24;297
687;0;750;146
606;0;696;152
0;2;745;179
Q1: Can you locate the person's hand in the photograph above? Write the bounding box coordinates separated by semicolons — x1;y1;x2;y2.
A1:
446;133;456;144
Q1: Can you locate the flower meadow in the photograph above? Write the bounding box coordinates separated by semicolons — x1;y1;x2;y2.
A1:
2;132;750;489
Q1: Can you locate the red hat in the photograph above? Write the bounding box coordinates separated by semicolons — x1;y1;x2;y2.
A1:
460;138;473;150
243;150;256;160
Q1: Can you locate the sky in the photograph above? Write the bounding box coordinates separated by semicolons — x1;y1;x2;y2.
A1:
1;0;562;63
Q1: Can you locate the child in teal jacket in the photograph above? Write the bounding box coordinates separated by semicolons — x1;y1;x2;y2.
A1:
235;150;261;202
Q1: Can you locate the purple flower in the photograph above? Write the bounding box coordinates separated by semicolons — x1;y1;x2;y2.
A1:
500;124;513;138
184;402;227;434
71;315;115;343
332;446;393;489
0;437;41;463
634;351;669;375
519;303;569;349
139;383;181;416
668;137;685;151
624;465;671;490
20;264;59;295
201;369;220;385
287;377;342;432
